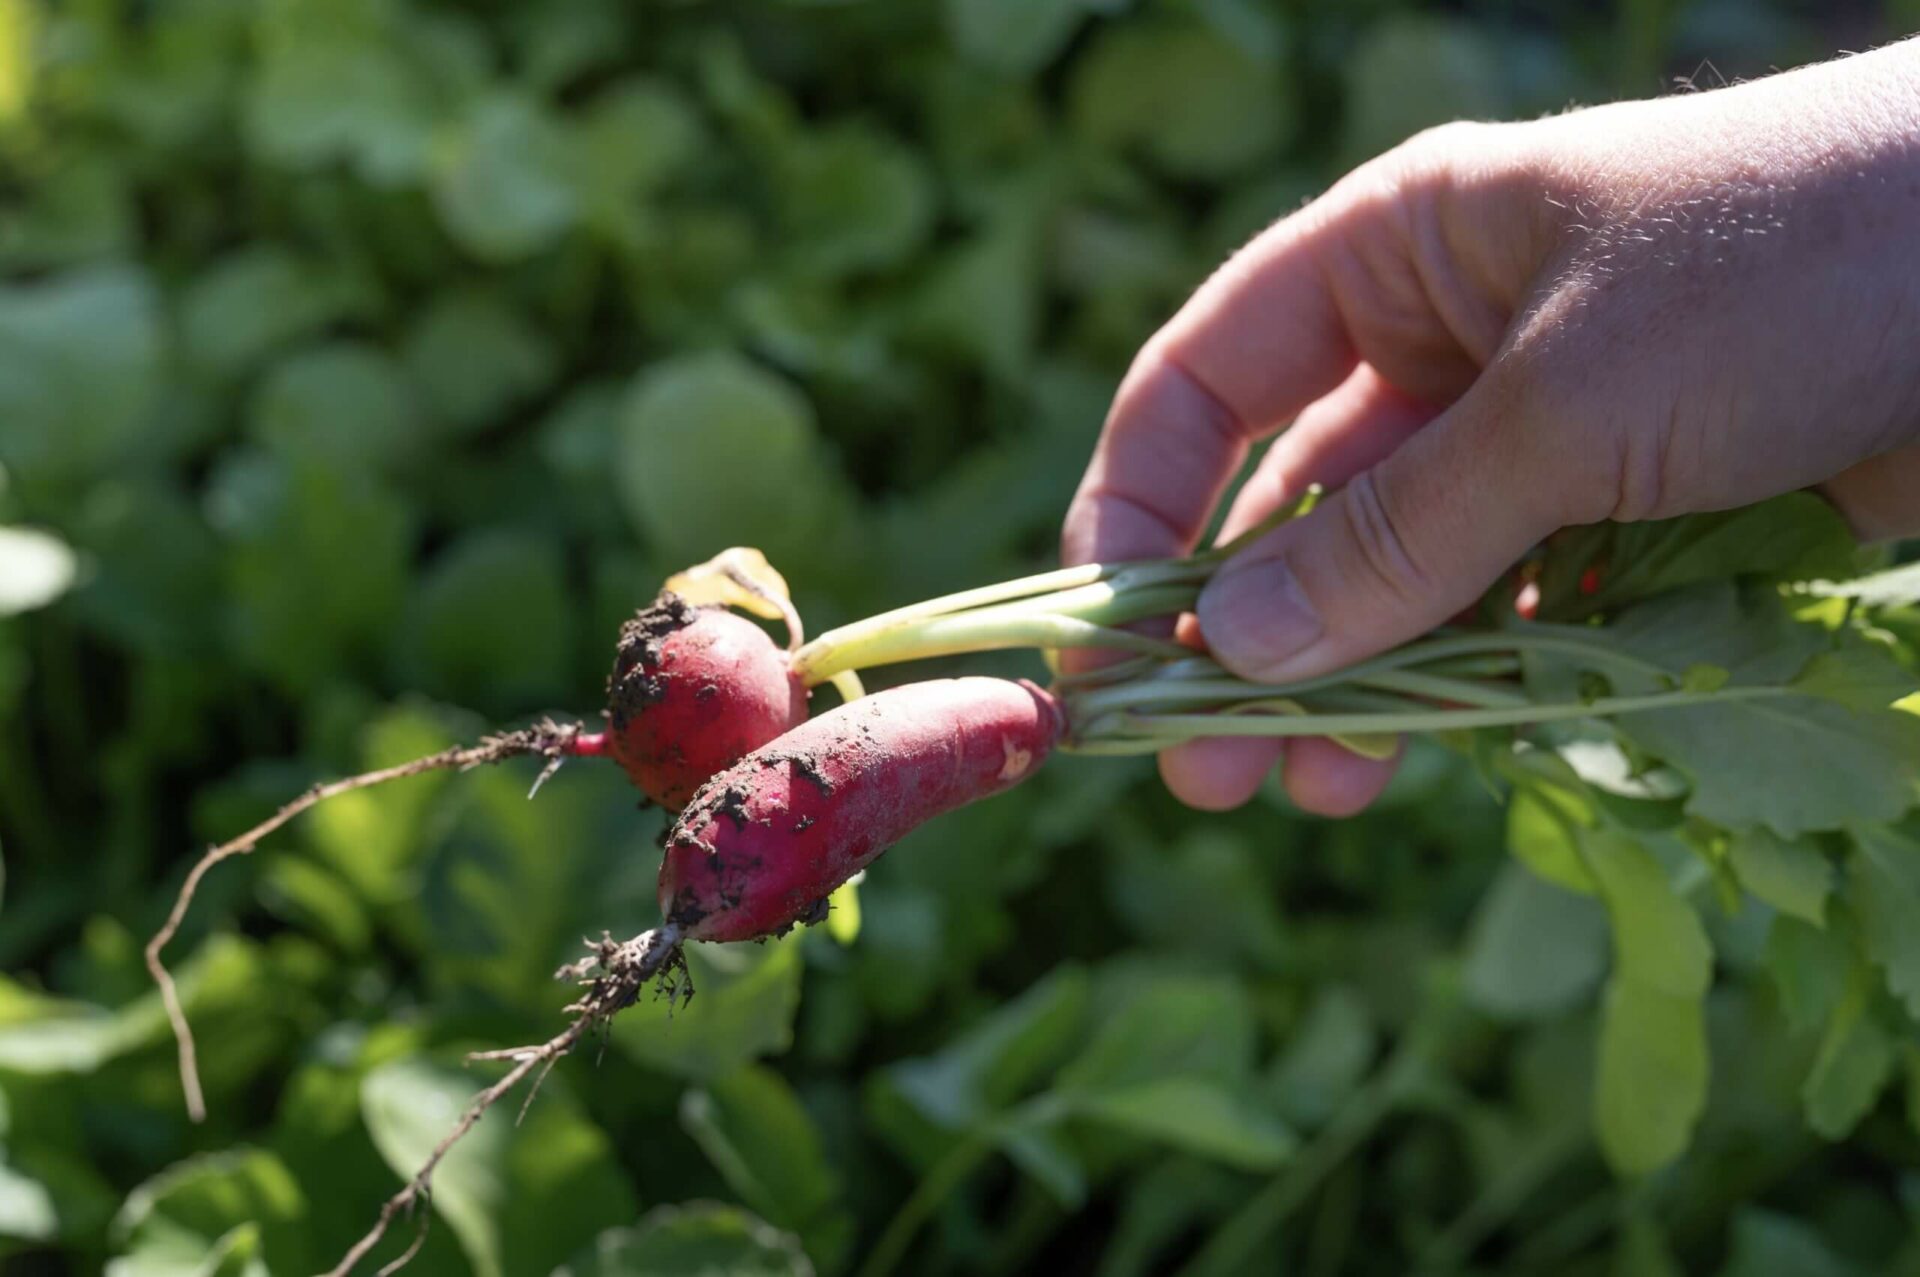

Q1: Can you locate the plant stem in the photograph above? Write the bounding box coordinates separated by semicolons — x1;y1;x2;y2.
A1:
794;490;1327;685
1176;1048;1423;1277
798;608;1190;683
1088;686;1783;745
858;1132;998;1277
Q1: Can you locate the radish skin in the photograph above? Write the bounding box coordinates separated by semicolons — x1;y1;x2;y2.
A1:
607;593;808;810
659;677;1064;941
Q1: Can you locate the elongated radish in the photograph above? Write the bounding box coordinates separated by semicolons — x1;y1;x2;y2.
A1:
659;677;1064;942
607;592;809;810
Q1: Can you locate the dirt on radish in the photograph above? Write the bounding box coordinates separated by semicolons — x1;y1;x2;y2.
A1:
659;676;1064;942
606;591;809;809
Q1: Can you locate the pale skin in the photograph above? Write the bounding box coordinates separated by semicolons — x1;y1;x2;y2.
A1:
1062;38;1920;815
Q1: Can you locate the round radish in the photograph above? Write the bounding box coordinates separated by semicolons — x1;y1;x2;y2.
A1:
658;677;1064;942
607;592;808;810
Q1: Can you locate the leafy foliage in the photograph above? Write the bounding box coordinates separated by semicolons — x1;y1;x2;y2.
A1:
3;1;1919;1275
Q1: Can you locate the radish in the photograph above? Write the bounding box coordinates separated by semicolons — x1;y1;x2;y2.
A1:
658;677;1064;942
605;591;809;810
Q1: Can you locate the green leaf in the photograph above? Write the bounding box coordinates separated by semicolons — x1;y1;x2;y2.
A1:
1765;914;1853;1035
1462;862;1610;1019
1069;19;1291;179
243;0;437;182
1057;970;1257;1092
0;525;76;616
1505;781;1599;894
1802;964;1895;1139
210;454;414;694
1791;642;1920;712
1587;834;1712;1174
556;1204;812;1277
360;1054;635;1277
1728;828;1832;925
612;938;803;1079
247;342;419;473
302;704;458;906
944;0;1087;76
1716;1209;1854;1277
394;529;573;710
1850;825;1920;1020
1589;833;1712;998
1105;827;1287;969
1595;978;1709;1177
1538;493;1859;617
1340;15;1506;163
179;248;365;382
1614;1210;1686;1277
777;123;934;278
429;90;579;262
909;210;1043;380
881;964;1090;1133
1069;1076;1296;1170
0;936;312;1097
571;78;704;233
402;290;559;436
0;1144;114;1246
67;479;222;655
0;264;159;484
1680;662;1730;693
1600;588;1920;837
617;351;843;569
106;1149;310;1277
1265;985;1377;1129
680;1066;850;1266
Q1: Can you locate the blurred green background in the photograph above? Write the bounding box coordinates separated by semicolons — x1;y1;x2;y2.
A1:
3;0;1920;1274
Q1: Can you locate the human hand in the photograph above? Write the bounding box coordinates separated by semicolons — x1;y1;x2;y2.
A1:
1062;38;1920;815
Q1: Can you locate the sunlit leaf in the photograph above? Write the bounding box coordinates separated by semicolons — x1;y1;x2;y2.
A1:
360;1054;634;1277
662;547;795;624
0;525;76;616
106;1149;310;1277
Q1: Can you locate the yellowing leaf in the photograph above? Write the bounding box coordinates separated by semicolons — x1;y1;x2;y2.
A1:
663;547;794;622
826;873;863;945
0;0;33;123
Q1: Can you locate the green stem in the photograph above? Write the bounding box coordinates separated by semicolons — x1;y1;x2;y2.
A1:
798;604;1190;682
1176;1049;1421;1277
1415;1122;1588;1273
1087;686;1783;744
795;490;1325;685
795;560;1202;682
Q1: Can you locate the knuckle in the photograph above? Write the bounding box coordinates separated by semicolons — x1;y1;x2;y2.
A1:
1340;470;1433;605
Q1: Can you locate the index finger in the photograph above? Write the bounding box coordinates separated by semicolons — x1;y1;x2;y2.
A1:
1059;203;1366;568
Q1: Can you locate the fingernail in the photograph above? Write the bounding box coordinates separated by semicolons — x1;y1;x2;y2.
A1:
1199;556;1324;680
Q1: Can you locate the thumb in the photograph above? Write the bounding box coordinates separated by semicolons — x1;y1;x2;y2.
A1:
1196;383;1575;682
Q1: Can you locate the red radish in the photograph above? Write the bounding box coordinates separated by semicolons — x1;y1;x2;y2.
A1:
606;592;809;810
659;677;1064;942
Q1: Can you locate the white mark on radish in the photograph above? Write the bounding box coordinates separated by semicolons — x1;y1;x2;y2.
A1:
999;737;1032;781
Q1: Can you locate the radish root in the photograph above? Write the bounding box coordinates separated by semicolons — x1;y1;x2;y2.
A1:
325;926;684;1277
146;719;606;1123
